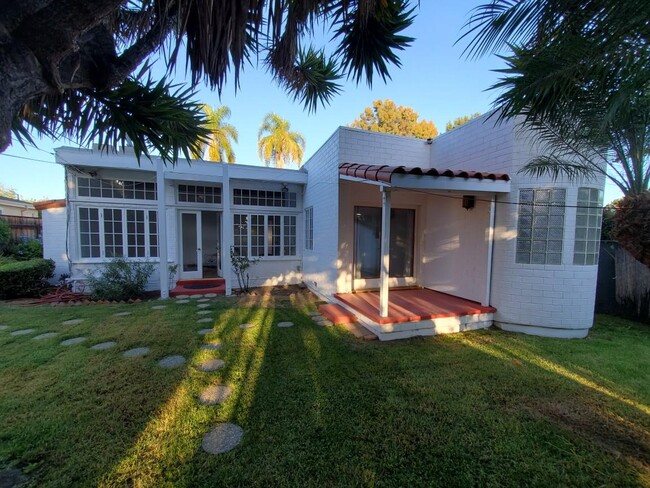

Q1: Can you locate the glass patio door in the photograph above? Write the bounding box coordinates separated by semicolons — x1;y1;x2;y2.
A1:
180;211;201;279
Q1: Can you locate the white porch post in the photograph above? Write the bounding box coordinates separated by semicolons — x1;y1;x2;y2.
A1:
379;187;391;317
156;160;169;299
483;194;496;307
221;163;233;295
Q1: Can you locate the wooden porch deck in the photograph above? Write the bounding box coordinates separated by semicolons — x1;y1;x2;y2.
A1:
334;287;496;325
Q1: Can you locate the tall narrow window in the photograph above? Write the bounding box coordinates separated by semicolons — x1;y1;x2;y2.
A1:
574;188;603;265
79;208;100;258
284;216;297;256
126;209;146;257
267;215;281;256
516;188;566;264
250;215;266;257
305;207;313;250
148;211;159;258
103;208;124;258
233;214;248;257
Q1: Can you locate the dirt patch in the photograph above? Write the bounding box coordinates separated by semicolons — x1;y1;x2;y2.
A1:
525;398;650;475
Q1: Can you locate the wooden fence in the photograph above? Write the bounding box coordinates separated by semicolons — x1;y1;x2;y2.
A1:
0;215;42;241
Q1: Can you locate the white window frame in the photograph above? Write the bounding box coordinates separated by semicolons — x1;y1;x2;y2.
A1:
305;206;313;250
232;213;298;259
76;176;157;201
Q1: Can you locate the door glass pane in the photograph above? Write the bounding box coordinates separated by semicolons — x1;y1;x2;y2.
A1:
182;213;198;272
201;211;220;277
354;207;415;279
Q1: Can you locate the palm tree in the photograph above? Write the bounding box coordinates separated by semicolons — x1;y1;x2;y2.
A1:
257;113;306;169
194;105;238;163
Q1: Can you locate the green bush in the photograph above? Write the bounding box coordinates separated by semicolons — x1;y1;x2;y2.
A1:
0;220;10;254
0;258;55;299
11;238;44;260
87;258;155;301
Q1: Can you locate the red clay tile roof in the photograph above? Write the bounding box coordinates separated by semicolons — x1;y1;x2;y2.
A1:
339;163;510;184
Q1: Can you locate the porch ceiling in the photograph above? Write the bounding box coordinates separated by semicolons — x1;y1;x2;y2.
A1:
339;163;511;193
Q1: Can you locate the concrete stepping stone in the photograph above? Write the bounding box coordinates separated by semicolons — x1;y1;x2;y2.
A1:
197;298;210;302
175;295;189;299
122;347;150;358
239;323;255;329
308;311;321;317
204;293;218;298
60;336;87;346
198;385;232;405
10;329;36;336
33;332;59;340
176;299;190;304
202;423;243;454
158;355;186;368
189;294;204;299
197;310;212;315
196;358;225;372
197;318;213;323
151;305;167;310
201;343;223;351
113;312;132;317
197;329;213;335
277;321;294;328
62;319;84;326
91;341;117;351
316;319;334;327
197;304;211;309
0;324;8;331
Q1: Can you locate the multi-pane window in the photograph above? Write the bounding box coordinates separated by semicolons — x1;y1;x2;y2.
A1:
178;184;222;204
79;208;101;258
78;207;158;259
305;207;313;250
77;177;156;200
516;188;566;265
574;188;603;265
233;188;297;208
233;214;297;257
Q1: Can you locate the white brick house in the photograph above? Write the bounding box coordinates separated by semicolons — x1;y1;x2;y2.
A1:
42;113;605;340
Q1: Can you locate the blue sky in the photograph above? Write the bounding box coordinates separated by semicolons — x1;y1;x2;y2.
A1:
0;1;622;203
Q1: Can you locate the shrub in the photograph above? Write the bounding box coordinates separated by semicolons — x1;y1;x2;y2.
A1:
230;247;259;293
0;258;55;299
0;220;10;254
614;193;650;267
11;238;44;260
87;258;155;301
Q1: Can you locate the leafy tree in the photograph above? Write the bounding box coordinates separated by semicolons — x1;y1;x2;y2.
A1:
0;183;19;199
445;113;481;132
460;0;650;264
351;99;438;139
258;113;306;169
1;1;416;163
194;105;238;163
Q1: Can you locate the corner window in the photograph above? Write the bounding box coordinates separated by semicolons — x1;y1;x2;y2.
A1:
516;188;566;265
574;188;603;265
305;207;313;250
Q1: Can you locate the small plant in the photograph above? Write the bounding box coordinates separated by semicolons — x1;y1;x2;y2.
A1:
168;263;178;290
86;258;155;301
230;247;259;293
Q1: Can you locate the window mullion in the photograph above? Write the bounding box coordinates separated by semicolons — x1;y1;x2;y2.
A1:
99;208;106;259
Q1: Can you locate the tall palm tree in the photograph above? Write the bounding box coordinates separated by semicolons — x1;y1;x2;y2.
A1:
257;113;306;169
195;105;238;163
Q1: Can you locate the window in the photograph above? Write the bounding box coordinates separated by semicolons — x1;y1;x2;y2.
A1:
233;188;297;207
516;188;566;265
178;184;222;204
305;207;313;250
77;177;156;200
574;188;603;265
233;214;298;257
77;207;158;259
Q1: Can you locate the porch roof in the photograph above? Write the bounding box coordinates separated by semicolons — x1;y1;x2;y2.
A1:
339;163;511;193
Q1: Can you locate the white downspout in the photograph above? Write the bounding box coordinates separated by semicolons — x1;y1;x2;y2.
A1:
379;187;391;317
221;163;233;295
156;159;169;299
483;194;496;307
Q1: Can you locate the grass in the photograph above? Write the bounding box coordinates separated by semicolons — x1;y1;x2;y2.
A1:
0;292;648;487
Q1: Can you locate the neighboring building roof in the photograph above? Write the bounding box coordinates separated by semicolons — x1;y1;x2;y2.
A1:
33;199;66;210
0;195;36;207
339;163;510;184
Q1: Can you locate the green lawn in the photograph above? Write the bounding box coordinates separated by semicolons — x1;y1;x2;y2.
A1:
0;293;648;487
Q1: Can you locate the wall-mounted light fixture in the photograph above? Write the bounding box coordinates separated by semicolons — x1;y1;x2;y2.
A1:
462;195;475;210
281;183;289;193
425;138;433;145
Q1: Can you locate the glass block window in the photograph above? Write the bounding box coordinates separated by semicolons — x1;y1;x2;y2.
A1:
126;209;146;257
284;216;297;256
234;213;298;257
574;188;603;265
103;208;124;258
305;207;313;250
233;214;248;257
250;215;265;257
516;188;566;265
79;207;100;258
148;211;158;258
77;177;156;200
233;188;297;207
178;184;222;204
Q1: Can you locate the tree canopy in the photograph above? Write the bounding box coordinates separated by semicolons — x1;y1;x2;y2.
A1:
445;113;481;132
258;113;305;169
195;105;238;164
1;0;416;164
351;99;438;139
0;183;19;200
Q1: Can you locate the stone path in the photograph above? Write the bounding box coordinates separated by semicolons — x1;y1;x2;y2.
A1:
33;332;59;340
313;315;333;327
308;311;321;317
277;321;294;328
204;293;218;298
175;295;189;299
158;355;186;368
196;358;225;372
190;294;204;299
197;298;210;302
60;337;87;346
62;319;84;326
10;329;35;336
122;347;149;358
239;323;255;329
197;311;212;315
197;304;211;309
151;305;167;310
197;329;213;335
113;312;132;317
91;341;117;351
176;299;190;304
197;318;212;323
202;423;243;454
198;385;232;405
0;324;8;331
201;343;223;350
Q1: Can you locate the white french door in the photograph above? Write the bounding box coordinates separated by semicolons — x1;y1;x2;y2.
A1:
180;210;222;279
